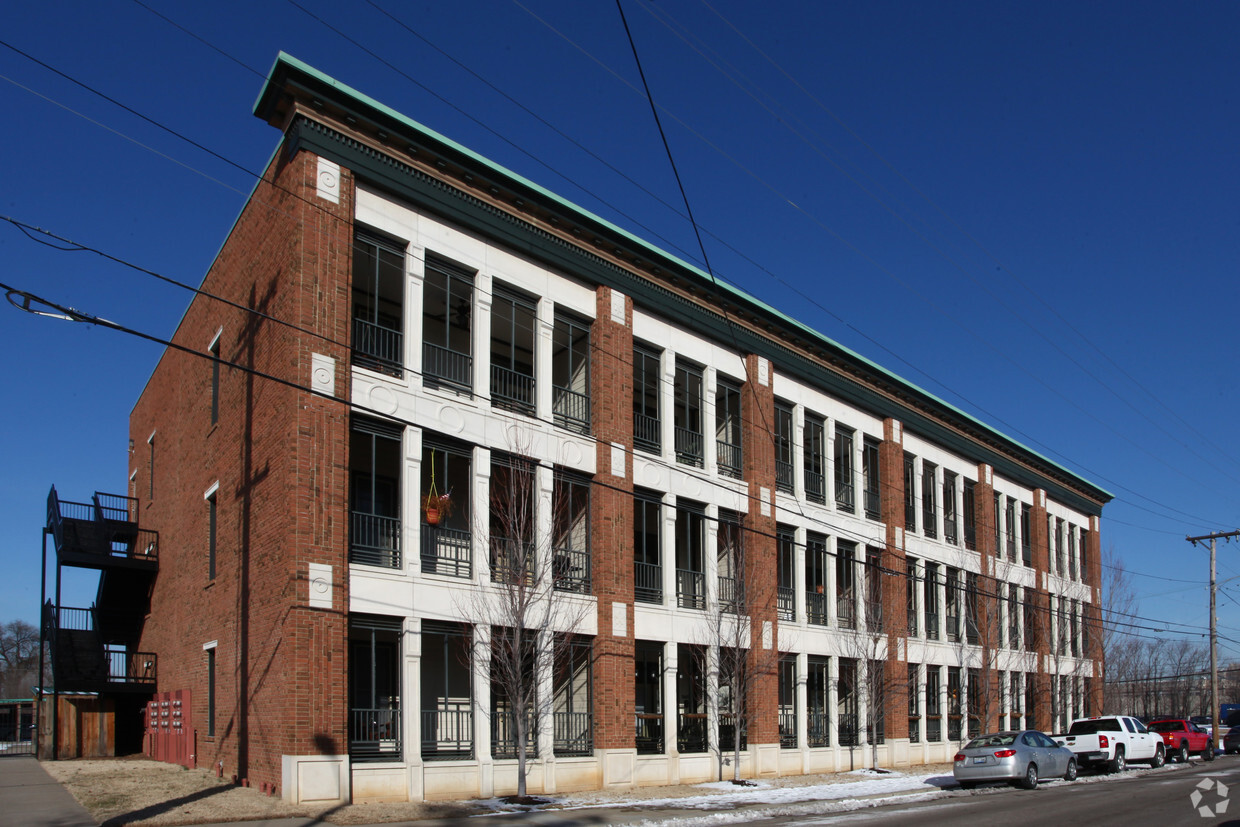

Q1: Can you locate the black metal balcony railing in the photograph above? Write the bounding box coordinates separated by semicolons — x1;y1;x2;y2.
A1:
837;596;856;630
777;586;794;621
718;575;743;614
634;413;660;454
350;512;401;569
837;713;859;747
865;600;883;632
924;516;937;540
1022;540;1032;566
925;611;940;641
946;614;961;642
775;460;795;494
491;711;538;760
636;713;663;754
554;711;593;756
927;716;942;742
674;427;704;468
807;591;828;626
634;562;662;604
804;469;825;503
908;606;919;636
836;480;855;513
678;713;707;753
807;710;830;748
964;524;977;551
779;709;798;748
553;546;591;594
909;714;921;743
352;318;403;376
966;617;980;645
421;525;471;578
676;569;705;610
421;708;473;761
350;706;401;762
718;712;747;751
47;488;157;562
107;647;157;686
553;386;590;434
491;364;535;415
864;486;881;521
423;342;472;392
948;715;962;743
717;440;742;479
944;519;958;546
489;537;533;585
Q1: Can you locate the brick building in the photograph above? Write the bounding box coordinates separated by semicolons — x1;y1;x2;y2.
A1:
69;54;1111;803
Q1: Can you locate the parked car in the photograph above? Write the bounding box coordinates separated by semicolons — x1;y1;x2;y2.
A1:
1148;718;1214;763
954;730;1078;790
1224;725;1240;755
1054;715;1164;772
1190;716;1215;738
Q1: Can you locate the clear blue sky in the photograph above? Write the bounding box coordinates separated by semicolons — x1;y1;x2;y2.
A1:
2;1;1237;659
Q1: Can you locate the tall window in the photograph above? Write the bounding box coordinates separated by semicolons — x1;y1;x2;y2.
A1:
965;573;980;644
349;614;402;762
552;313;590;434
994;493;1003;557
922;461;937;539
491;629;537;759
774;401;795;494
1023;595;1036;653
421;438;472;577
1020;504;1032;566
1068;526;1079;581
675;500;706;609
903;452;916;532
804;413;826;503
490;286;537;415
674;361;704;467
777;526;795;621
552;472;590;593
926;667;942;741
422;255;474;392
947;667;962;741
906;557;919;637
908;664;921;744
208;333;221;426
834;426;855;512
807;656;830;747
779;657;797;749
717;510;743;614
489;454;535;585
634;490;662;604
351;417;402;569
836;541;857;630
677;644;708;753
838;658;859;746
943;471;958;545
421;623;472;760
1080;529;1090;579
635;642;664;754
353;232;405;377
945;567;960;642
633;345;661;453
962;478;976;551
147;433;155;500
864;547;883;631
1008;584;1021;650
1006;498;1017;561
924;562;940;640
205;645;216;738
206;487;218;581
715;379;742;479
806;532;829;626
862;437;881;520
554;637;593;756
1055;518;1066;575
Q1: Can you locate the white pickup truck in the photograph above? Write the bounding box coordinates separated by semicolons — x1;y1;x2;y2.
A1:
1054;716;1165;772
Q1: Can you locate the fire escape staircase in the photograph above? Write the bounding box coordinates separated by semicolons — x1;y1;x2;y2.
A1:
45;487;158;693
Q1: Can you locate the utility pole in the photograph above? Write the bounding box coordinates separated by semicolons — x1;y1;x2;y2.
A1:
1187;529;1240;750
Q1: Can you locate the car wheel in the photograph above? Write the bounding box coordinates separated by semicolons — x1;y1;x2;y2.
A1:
1178;742;1190;763
1064;758;1078;781
1204;741;1216;762
1150;745;1165;768
1019;762;1039;790
1109;747;1126;774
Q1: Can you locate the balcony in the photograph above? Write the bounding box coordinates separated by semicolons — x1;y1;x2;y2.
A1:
491;710;538;759
717;440;741;480
835;481;855;513
421;708;472;761
553;386;590;434
777;586;794;621
678;713;707;753
925;611;940;641
807;710;830;748
864;486;881;520
807;591;828;626
718;575;742;614
350;512;401;568
420;525;471;578
352;318;403;377
423;342;472;393
491;365;534;415
674;427;703;468
634;414;660;454
47;488;157;572
553;545;590;594
676;569;705;610
45;604;156;693
775;460;794;494
804;469;824;503
634;562;662;604
779;709;797;748
350;706;401;762
636;713;663;754
837;596;857;630
554;711;593;756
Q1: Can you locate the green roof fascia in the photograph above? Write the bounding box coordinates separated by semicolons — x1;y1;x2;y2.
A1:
255;53;1112;507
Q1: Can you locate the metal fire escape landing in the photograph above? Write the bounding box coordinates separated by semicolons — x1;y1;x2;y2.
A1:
44;487;158;693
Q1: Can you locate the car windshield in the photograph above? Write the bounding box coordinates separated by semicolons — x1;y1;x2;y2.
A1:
1147;721;1183;733
1068;719;1119;735
965;733;1017;748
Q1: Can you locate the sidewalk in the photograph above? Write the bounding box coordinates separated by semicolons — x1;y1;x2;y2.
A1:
0;755;97;827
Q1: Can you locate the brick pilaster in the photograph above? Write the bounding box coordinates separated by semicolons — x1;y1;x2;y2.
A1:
879;418;908;740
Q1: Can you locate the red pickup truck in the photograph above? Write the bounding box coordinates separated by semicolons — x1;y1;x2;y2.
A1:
1147;718;1215;763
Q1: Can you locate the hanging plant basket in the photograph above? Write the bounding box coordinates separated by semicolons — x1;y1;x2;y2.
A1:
424;492;453;526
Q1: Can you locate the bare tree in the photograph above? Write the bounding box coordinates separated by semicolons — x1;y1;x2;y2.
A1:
458;446;592;800
0;620;41;698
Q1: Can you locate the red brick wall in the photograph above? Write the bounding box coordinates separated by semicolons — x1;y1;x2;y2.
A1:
132;144;352;793
879;418;908;739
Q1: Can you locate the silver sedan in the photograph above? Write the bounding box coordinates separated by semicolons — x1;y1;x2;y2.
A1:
954;730;1078;790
